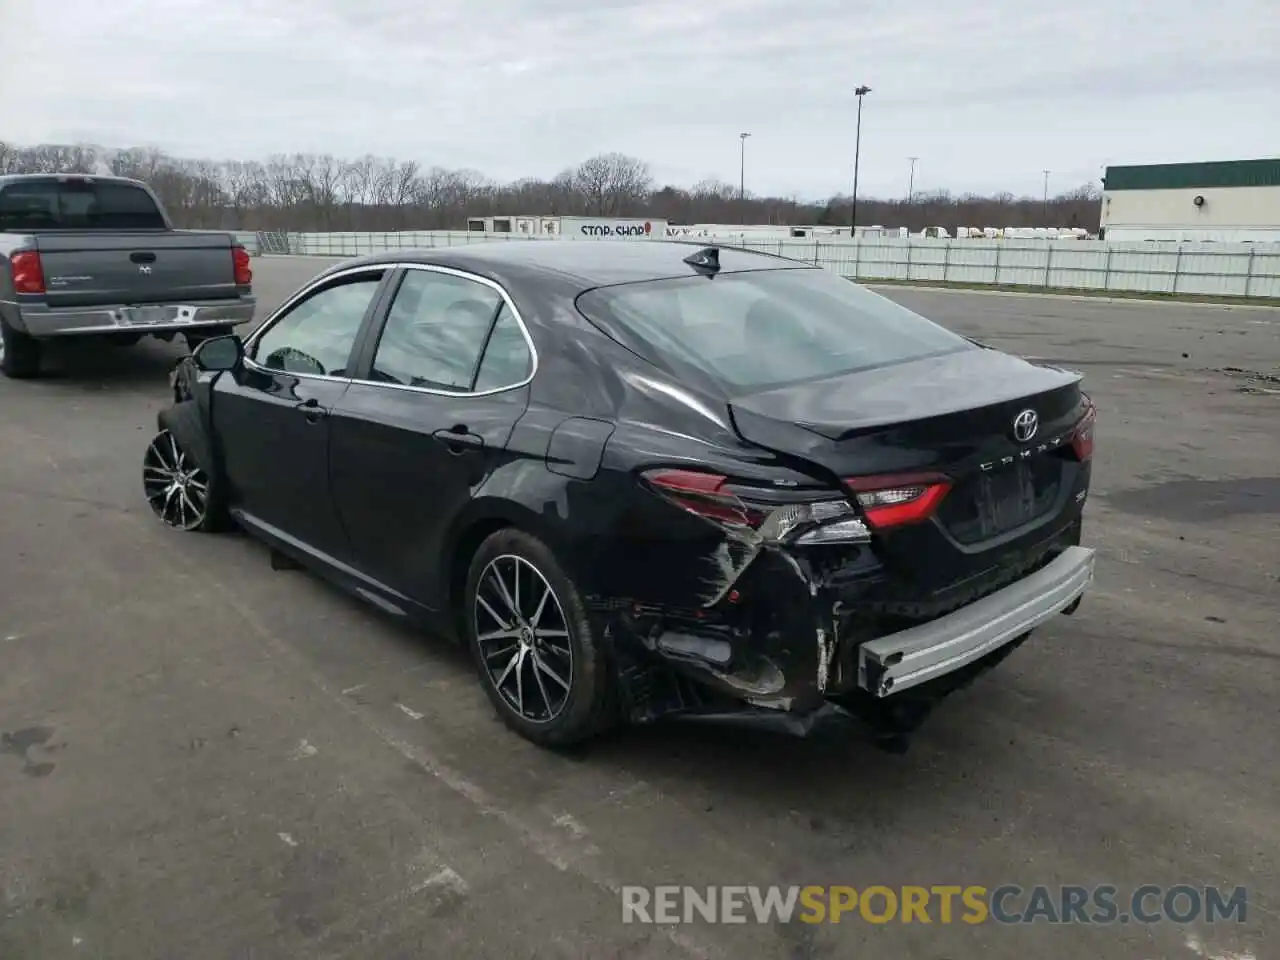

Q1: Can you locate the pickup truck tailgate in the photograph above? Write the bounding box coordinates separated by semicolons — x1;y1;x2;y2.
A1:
35;231;239;308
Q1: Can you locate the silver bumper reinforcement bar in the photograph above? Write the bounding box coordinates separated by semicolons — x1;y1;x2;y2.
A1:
858;545;1096;697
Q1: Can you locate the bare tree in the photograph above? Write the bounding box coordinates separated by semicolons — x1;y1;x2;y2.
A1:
0;139;1103;233
0;141;19;174
574;153;653;216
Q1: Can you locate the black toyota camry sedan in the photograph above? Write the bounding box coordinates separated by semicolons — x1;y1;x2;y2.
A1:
143;241;1096;749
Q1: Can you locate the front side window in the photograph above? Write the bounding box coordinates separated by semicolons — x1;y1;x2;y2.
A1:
370;270;505;391
250;275;383;376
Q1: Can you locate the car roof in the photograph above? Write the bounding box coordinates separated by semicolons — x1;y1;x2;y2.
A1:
0;173;150;189
325;240;813;290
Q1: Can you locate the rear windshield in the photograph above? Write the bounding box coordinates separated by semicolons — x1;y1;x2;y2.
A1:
575;267;971;393
0;178;166;231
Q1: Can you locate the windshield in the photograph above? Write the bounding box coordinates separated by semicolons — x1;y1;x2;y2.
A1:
0;178;167;231
575;267;972;393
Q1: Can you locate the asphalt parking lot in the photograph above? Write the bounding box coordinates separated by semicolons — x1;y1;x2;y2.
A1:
2;255;1277;960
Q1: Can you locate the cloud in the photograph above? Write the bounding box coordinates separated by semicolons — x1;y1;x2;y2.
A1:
0;0;1274;199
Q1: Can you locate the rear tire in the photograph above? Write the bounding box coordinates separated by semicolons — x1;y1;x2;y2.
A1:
0;317;43;379
184;326;233;352
464;528;617;747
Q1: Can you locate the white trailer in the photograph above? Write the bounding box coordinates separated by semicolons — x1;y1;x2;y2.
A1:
465;215;667;239
556;216;667;239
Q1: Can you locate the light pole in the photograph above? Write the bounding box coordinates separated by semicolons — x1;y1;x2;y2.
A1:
850;85;872;234
739;132;751;202
907;157;919;202
1042;169;1050;223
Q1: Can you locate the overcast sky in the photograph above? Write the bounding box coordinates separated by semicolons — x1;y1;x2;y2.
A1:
1;0;1275;201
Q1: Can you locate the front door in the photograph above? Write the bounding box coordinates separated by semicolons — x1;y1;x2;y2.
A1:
329;266;535;609
214;269;389;561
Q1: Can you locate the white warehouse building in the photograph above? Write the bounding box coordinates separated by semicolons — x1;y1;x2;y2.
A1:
1100;158;1280;242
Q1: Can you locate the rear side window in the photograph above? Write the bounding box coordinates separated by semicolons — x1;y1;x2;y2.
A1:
0;178;166;230
369;269;531;393
473;304;533;391
575;268;971;394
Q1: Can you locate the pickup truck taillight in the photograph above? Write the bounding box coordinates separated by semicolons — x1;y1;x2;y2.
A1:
9;251;45;294
232;245;252;286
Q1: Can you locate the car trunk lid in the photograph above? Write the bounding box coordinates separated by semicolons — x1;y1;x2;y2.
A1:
727;346;1092;588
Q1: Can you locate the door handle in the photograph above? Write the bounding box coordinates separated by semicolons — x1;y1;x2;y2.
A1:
295;397;328;423
130;251;157;264
432;426;483;453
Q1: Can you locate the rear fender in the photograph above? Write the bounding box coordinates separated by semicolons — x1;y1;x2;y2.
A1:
444;494;576;584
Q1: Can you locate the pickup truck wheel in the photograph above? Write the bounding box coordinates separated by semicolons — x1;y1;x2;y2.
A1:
465;528;618;748
184;326;233;352
0;318;43;379
143;429;225;532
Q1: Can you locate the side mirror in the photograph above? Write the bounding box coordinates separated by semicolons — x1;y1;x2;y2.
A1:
192;334;243;372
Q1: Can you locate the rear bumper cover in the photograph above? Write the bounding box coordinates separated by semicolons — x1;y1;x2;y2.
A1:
857;545;1094;697
608;520;1093;724
10;298;256;337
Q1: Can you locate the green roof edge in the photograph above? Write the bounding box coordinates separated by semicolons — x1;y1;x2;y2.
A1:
1104;159;1280;191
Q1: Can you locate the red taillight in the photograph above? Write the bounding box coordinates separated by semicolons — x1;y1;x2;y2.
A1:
9;250;45;294
643;469;764;528
643;467;872;547
232;245;252;286
844;472;952;529
1070;402;1096;462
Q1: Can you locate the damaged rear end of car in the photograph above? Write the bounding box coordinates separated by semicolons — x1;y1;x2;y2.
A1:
573;257;1097;746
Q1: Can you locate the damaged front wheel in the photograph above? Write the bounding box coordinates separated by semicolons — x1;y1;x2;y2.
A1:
465;528;616;747
142;429;225;532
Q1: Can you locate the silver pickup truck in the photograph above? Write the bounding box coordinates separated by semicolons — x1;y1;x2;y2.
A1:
0;173;256;379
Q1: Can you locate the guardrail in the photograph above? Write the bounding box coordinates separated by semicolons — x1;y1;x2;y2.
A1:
231;231;261;255
251;230;1280;299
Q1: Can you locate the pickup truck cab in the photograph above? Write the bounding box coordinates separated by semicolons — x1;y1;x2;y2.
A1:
0;173;256;378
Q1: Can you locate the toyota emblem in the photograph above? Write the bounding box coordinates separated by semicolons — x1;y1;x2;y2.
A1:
1012;409;1039;442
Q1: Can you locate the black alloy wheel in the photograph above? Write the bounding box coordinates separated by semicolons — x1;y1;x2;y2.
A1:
465;529;616;746
474;553;575;723
143;429;216;531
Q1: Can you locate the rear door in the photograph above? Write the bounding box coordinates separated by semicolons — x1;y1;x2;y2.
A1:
329;265;534;610
213;267;391;561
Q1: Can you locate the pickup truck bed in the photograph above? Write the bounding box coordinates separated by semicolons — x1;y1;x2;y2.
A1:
0;174;256;379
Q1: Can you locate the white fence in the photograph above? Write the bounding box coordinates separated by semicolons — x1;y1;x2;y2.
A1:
240;230;1280;299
